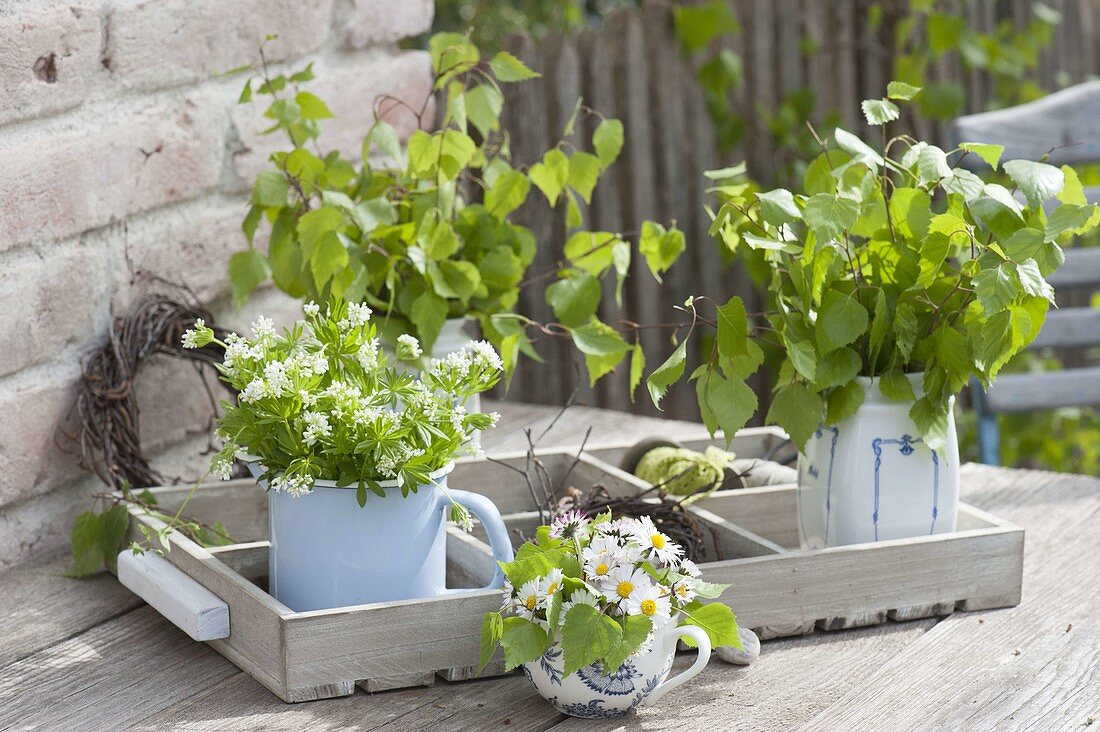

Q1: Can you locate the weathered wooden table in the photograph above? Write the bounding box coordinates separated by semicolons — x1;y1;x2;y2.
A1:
1;402;1097;731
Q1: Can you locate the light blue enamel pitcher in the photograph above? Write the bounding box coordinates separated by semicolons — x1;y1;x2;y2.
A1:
249;462;514;612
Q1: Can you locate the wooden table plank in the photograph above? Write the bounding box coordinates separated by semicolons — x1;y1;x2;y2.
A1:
0;606;237;731
0;548;143;668
798;466;1100;731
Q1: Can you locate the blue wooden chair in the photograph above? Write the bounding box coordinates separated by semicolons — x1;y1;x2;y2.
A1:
952;82;1100;465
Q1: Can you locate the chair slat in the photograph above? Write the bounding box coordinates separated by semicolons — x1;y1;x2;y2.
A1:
952;81;1100;168
1048;247;1100;289
1030;308;1100;349
984;367;1100;413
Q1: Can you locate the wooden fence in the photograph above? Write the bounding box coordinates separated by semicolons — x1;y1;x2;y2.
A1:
494;0;1100;423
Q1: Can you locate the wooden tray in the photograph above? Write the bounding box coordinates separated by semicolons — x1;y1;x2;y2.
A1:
111;426;1023;703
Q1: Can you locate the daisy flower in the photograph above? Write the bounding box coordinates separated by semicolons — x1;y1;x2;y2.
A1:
515;578;542;621
581;545;620;583
539;568;564;606
631;516;682;565
678;558;702;578
549;509;589;540
671;578;697;605
598;565;653;606
624;583;673;624
559;587;601;624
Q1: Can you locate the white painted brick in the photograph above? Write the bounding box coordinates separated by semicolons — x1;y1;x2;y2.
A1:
0;365;86;508
0;93;224;252
0;239;112;378
0;2;102;126
229;50;432;187
344;0;433;48
111;197;259;311
0;474;95;570
104;0;335;91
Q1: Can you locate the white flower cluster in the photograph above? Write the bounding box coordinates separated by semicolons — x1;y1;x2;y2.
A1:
396;333;422;360
188;300;503;497
502;513;706;652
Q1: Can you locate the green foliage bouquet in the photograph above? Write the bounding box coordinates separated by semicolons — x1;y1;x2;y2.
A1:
182;300;502;512
478;511;739;675
648;83;1100;451
228;33;663;374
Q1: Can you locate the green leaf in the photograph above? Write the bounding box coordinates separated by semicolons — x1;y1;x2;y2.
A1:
894;302;920;360
928;13;965;54
826;380;865;425
1004;160;1064;208
868;289;890;370
804;194;859;243
432;260;482;302
572;321;630;385
815;348;861;389
638;221;685;282
479;612;504;673
295;91;333;120
879;370;916;401
466;84;504;137
833;128;884;167
861;98;900;126
673;0;739;52
1015;259;1055;304
910;396;949;452
296;206;344;251
888;188;932;239
489;51;540;82
411;288;448;351
500;617;548;670
647;340;688;409
816;290;869;354
66;512;107;578
697;369;757;439
629;341;645;401
564;231;619;274
228;250;270;306
430;32;479;76
567;152;602;203
593;118;624;168
783;333;817;381
561;605;623;676
886;81;922;101
756;189;802;226
366;120;402;162
974;263;1020;315
546;270;602;328
252;170;289;207
485;169;531;217
241;204;263;244
959;142;1005;170
1045;204;1099;240
529;149;570;206
766;382;824;450
716;296;749;358
681;602;740;649
917;146;951;185
600;615;652;672
309;232;349;289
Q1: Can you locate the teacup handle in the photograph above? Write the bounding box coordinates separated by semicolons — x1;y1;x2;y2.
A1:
644;625;712;706
445;489;515;590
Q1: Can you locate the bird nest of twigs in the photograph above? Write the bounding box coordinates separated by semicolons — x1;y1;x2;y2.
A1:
56;291;235;490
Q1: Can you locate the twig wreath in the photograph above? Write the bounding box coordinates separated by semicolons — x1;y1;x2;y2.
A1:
57;292;237;490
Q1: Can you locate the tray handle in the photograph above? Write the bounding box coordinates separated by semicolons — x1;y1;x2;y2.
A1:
117;550;230;641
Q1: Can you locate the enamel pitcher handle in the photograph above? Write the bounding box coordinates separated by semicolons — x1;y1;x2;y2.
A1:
446;489;514;590
645;625;712;706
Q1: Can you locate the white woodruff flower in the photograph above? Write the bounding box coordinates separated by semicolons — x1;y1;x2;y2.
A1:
347;302;372;327
240;378;267;403
302;301;320;317
250;316;276;340
301;411;332;446
270;473;313;496
357;341;380;371
263;361;292;397
396;334;422;360
466;340;504;371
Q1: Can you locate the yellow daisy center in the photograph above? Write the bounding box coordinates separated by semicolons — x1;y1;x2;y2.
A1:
616;581;634;599
650;533;665;549
525;595;537;610
640;599;658;616
546;582;559;595
676;584;688;596
595;562;609;576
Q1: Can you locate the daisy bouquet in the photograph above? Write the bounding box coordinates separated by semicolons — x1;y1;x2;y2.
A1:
181;299;503;513
479;511;740;676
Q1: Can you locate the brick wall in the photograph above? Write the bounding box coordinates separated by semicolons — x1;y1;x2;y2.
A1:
0;0;434;568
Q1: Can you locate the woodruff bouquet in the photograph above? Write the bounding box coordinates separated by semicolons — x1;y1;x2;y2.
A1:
182;300;502;511
479;512;739;676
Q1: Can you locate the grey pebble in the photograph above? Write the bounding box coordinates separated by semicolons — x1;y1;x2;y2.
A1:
715;627;760;665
